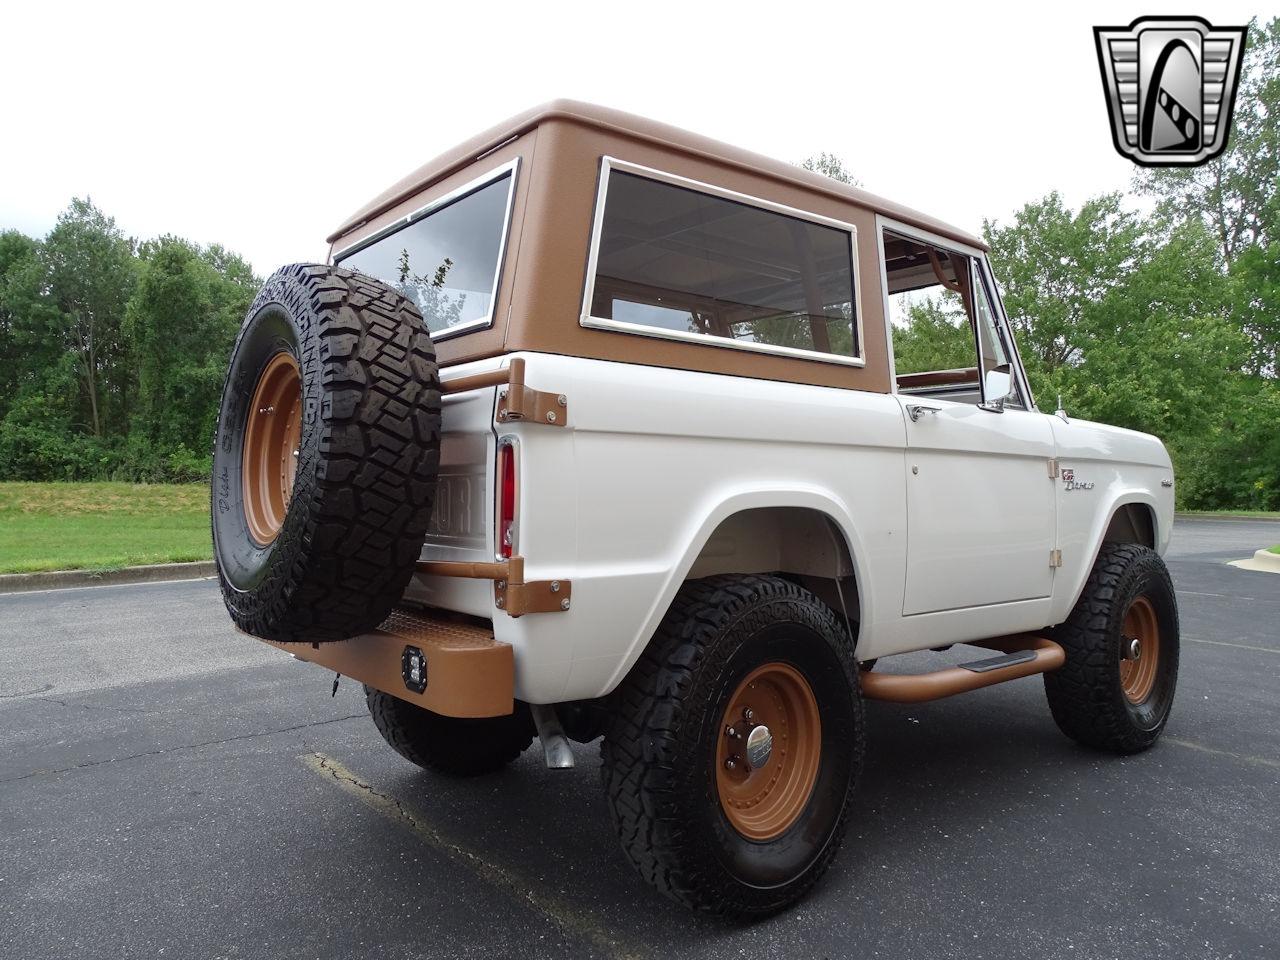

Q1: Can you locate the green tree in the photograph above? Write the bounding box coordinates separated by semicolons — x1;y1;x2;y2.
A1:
985;194;1268;508
39;198;138;437
1230;240;1280;374
892;296;974;375
1133;18;1280;264
0;230;42;423
985;192;1144;392
124;236;256;471
801;152;861;187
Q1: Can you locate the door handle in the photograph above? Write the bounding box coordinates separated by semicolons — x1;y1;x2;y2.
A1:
906;404;942;423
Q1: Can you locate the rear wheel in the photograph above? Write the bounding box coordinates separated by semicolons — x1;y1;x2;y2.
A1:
365;687;535;777
1044;542;1179;753
602;575;863;919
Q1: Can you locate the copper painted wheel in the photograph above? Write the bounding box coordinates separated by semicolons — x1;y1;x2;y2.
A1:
715;662;822;841
1119;595;1161;704
241;351;302;545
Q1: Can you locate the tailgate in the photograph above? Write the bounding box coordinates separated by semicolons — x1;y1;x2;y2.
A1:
421;377;498;563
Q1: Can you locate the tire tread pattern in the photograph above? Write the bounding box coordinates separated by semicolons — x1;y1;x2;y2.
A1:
215;264;441;643
600;574;863;918
1044;542;1179;754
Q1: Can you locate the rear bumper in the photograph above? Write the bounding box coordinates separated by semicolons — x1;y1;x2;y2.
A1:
247;607;514;718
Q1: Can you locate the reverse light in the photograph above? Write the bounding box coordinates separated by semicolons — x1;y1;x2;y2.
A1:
497;440;516;559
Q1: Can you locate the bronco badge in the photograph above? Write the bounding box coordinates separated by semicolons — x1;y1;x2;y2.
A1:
1062;468;1095;492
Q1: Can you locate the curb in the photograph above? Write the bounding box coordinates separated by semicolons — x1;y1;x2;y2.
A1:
1228;549;1280;575
1176;513;1280;522
0;561;216;595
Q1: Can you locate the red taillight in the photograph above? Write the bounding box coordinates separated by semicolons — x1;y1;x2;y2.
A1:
497;442;516;559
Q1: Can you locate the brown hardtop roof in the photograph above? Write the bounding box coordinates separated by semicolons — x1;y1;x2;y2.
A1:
328;99;988;251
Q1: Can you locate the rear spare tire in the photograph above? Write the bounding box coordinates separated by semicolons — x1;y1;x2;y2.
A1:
212;264;441;642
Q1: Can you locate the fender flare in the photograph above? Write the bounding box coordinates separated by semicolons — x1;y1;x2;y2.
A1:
1055;490;1164;623
596;485;872;696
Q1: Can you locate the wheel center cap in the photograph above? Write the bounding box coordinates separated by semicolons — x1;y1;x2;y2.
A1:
1123;636;1142;661
745;724;773;769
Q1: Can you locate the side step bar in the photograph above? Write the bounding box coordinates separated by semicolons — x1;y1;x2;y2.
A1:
860;635;1064;704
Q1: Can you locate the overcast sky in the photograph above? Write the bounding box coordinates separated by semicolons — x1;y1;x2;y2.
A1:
2;1;1274;274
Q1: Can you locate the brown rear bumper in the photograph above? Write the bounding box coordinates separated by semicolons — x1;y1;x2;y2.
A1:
250;607;514;718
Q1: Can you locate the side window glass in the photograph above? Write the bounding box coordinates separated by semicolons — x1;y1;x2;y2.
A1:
882;230;1026;408
883;231;981;403
971;265;1023;408
586;167;860;361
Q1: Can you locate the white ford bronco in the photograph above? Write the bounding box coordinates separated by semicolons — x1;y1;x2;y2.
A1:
213;101;1180;918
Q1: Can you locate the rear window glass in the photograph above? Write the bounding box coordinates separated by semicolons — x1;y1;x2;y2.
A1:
335;168;515;337
585;167;859;361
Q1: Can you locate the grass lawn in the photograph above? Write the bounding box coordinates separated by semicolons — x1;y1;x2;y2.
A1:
0;483;211;574
1269;545;1280;555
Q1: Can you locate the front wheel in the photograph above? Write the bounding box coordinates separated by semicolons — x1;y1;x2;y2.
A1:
601;575;863;919
1044;542;1180;753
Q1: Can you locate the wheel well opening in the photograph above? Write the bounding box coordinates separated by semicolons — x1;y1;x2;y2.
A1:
1103;503;1156;549
686;507;861;636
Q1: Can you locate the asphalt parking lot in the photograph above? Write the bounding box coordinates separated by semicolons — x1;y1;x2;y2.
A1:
2;518;1277;960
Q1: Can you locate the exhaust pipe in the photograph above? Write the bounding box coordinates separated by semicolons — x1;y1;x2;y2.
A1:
529;703;575;769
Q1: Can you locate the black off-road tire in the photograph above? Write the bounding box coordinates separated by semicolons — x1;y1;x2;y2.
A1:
212;264;441;643
365;687;535;777
601;575;863;919
1044;542;1180;753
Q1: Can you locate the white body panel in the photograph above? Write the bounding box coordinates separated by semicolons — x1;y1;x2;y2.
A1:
410;353;1175;705
1046;416;1174;625
898;398;1056;614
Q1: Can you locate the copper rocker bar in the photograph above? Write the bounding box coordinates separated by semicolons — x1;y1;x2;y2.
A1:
859;635;1064;703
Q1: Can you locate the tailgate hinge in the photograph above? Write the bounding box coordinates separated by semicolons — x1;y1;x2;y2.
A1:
496;358;568;427
1047;458;1059;479
1049;549;1063;568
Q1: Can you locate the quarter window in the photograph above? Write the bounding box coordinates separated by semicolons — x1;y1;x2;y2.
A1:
584;165;860;362
335;166;516;338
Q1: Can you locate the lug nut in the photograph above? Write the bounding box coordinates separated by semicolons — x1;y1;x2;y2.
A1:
724;757;739;771
725;725;737;738
742;707;754;722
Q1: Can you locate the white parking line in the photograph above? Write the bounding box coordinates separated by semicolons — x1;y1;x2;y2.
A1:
1167;738;1280;771
1186;637;1279;655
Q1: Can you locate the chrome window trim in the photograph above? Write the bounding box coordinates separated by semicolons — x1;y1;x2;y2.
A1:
580;156;866;368
874;219;900;392
333;158;520;343
876;214;1034;407
976;257;1038;411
